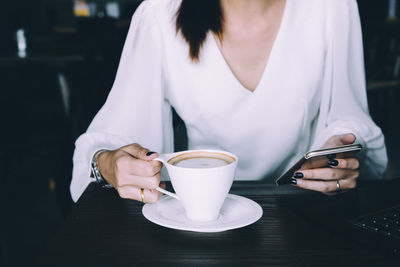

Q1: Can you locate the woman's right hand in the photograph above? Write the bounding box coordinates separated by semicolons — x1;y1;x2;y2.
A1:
97;143;164;203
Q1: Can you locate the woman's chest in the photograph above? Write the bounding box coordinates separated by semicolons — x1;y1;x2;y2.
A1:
162;1;328;129
165;46;324;125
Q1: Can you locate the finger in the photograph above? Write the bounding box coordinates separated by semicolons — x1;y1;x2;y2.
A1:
117;186;162;203
297;168;359;181
322;133;356;148
159;181;166;189
116;155;162;177
130;158;163;176
329;157;359;170
322;135;343;148
117;185;141;201
298;156;359;171
295;177;357;193
117;172;161;189
147;188;164;203
121;143;159;160
300;156;329;170
339;133;356;145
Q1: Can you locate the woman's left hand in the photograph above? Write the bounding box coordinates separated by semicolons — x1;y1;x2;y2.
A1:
293;133;360;195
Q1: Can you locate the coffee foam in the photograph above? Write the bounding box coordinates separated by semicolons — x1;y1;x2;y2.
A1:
168;152;235;169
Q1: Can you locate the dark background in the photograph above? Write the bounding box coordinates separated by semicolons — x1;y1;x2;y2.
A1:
1;0;400;266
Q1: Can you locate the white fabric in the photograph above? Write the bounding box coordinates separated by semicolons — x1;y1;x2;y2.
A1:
70;0;388;202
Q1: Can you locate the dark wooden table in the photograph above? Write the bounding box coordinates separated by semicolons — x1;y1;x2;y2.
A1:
41;180;400;266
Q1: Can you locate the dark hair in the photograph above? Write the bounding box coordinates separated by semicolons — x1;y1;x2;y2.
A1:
176;0;223;61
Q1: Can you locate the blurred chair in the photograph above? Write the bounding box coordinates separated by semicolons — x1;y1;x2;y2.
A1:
365;22;400;130
0;63;73;214
363;19;400;179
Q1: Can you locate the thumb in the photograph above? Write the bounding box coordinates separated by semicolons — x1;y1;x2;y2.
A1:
121;143;158;160
322;133;356;148
339;133;356;145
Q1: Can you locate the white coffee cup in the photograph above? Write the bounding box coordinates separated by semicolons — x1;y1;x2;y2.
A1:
154;149;238;222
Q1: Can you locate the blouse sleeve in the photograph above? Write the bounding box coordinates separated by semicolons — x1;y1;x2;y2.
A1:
70;1;174;202
311;0;388;179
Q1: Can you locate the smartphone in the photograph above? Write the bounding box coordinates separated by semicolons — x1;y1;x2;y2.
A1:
275;144;362;186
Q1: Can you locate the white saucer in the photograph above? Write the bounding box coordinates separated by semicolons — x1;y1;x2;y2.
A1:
142;194;263;232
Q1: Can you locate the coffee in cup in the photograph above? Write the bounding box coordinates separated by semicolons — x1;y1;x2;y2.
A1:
167;151;235;168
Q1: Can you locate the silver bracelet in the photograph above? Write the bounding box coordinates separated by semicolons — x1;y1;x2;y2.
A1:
91;149;113;188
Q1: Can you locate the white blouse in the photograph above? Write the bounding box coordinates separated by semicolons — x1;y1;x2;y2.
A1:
70;0;388;202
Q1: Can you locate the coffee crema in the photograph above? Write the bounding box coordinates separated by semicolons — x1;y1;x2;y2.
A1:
168;151;235;169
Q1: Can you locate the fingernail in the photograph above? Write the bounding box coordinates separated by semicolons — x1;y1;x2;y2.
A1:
146;151;156;156
294;172;304;178
291;179;297;185
328;159;339;166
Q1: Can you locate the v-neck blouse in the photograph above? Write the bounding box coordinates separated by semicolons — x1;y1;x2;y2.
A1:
71;0;387;201
211;0;291;93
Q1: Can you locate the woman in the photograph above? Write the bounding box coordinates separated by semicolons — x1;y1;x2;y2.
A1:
70;0;387;203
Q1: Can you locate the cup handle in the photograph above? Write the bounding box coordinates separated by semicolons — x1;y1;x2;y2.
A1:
156;186;179;200
154;157;180;200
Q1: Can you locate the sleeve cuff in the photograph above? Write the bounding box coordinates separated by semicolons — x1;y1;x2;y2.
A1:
70;132;133;202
